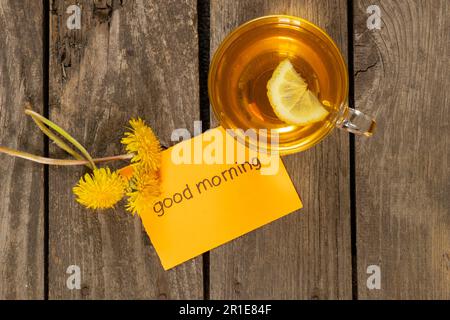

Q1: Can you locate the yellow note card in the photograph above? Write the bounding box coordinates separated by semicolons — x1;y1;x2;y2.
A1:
139;127;302;270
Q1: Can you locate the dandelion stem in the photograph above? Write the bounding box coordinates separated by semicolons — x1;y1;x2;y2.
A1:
24;109;97;170
29;115;86;162
0;146;132;166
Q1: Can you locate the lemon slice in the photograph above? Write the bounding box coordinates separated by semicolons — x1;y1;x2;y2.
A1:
267;59;329;126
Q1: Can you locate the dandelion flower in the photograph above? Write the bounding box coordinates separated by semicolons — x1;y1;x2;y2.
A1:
126;168;160;216
121;118;161;171
73;167;126;210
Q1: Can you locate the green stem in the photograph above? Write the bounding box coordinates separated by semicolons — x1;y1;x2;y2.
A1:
0;146;133;166
29;115;86;162
25;109;96;170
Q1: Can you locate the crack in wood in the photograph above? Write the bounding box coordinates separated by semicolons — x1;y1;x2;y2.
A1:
93;0;125;23
354;60;378;78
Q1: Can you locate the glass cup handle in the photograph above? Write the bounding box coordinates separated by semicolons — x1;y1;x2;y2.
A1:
336;107;377;137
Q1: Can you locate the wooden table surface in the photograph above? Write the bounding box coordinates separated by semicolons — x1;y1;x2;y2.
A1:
0;0;448;300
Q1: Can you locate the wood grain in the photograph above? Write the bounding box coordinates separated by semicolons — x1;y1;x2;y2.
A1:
0;0;44;299
210;0;352;299
354;0;450;299
48;0;202;299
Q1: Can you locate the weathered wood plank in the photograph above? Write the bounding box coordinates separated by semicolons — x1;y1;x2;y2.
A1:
354;0;450;299
210;0;352;299
0;0;44;299
48;0;202;299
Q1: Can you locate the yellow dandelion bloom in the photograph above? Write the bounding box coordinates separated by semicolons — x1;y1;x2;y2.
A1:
73;167;126;210
121;118;161;171
126;168;160;216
